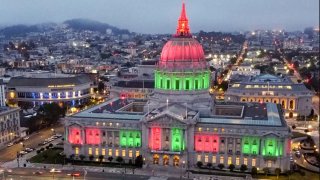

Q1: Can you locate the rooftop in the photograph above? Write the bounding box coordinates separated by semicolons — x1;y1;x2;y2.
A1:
70;98;286;127
7;74;92;87
72;98;146;121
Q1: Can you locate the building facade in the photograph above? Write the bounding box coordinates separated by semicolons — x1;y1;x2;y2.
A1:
0;79;6;106
64;3;291;172
0;107;21;149
225;74;314;118
7;74;93;107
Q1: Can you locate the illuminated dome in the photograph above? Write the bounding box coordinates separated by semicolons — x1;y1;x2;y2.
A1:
149;2;213;116
160;38;205;61
158;3;207;69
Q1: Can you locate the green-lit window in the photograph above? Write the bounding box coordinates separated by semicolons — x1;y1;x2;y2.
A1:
120;130;141;147
185;80;190;90
166;79;170;89
171;128;183;152
176;80;180;90
195;80;198;90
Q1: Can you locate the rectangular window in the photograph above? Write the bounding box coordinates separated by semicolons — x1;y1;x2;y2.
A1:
212;156;216;164
185;80;189;90
108;149;112;156
115;149;119;156
166;80;170;89
204;155;209;163
122;150;126;157
267;160;272;167
252;158;256;167
95;148;99;156
197;154;202;161
75;147;79;155
129;150;133;158
228;157;232;165
136;150;140;157
236;157;240;165
88;147;92;155
195;80;198;89
102;149;106;156
220;156;224;164
244;158;248;165
176;80;180;90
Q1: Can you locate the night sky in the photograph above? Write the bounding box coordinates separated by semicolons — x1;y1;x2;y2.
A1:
0;0;318;33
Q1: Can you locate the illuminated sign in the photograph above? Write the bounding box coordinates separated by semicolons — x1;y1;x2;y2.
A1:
48;84;75;88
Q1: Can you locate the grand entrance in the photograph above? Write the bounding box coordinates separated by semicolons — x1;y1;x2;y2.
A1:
173;155;180;166
153;154;159;164
163;155;169;165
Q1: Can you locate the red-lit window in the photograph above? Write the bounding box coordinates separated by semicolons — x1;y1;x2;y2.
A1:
150;127;161;150
86;128;101;145
195;134;219;153
68;127;82;144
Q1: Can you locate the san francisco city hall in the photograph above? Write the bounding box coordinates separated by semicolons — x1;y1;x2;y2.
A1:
64;3;291;172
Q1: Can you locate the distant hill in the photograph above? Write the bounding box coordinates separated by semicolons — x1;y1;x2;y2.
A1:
0;19;130;38
63;19;130;35
0;23;56;38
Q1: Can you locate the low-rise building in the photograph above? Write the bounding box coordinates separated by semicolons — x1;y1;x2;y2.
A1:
0;107;20;149
7;74;94;107
225;74;314;118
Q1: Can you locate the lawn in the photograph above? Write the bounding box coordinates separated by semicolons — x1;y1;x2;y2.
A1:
29;148;65;164
255;170;319;180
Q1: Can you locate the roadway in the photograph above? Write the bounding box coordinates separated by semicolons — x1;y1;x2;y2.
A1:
2;167;190;180
0;124;64;162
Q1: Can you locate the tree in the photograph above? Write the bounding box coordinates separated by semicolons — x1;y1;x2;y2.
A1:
251;166;258;176
218;163;225;170
98;155;104;164
38;103;66;125
135;155;143;167
97;81;105;93
240;164;248;172
228;164;235;172
108;156;114;163
89;155;94;161
207;162;212;169
79;154;86;162
263;167;270;176
196;161;203;168
275;168;281;179
116;156;123;163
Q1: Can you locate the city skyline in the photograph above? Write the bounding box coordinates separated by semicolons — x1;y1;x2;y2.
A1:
0;0;319;33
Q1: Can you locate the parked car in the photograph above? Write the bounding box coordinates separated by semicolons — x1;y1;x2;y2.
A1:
23;136;30;140
25;148;34;152
7;142;14;147
19;150;28;155
33;171;43;175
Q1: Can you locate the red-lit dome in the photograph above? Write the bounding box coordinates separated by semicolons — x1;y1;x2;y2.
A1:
160;38;204;61
158;3;207;70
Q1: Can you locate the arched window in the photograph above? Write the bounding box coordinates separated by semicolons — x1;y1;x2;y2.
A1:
289;100;294;109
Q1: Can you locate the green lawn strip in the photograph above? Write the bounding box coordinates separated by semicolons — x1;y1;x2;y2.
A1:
29;148;64;164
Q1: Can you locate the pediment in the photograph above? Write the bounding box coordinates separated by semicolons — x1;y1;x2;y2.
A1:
261;131;280;137
68;122;83;128
146;113;188;126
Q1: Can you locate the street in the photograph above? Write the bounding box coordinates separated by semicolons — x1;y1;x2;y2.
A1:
1;167;192;180
0;124;64;162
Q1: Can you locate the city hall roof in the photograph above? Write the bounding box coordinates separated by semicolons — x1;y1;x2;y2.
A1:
200;103;286;127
